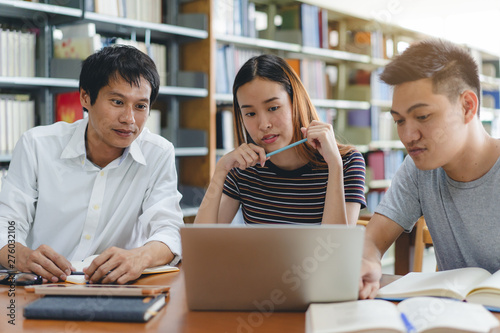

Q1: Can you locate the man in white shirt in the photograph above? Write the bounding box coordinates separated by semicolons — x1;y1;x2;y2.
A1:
0;45;184;284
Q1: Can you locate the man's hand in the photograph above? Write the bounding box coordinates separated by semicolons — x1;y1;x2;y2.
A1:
2;243;73;283
84;242;173;284
358;214;404;299
358;256;382;299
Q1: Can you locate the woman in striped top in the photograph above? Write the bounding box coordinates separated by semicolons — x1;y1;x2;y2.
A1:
194;54;366;225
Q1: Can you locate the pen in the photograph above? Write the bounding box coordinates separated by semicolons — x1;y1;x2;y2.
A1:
266;138;308;158
400;312;416;333
70;272;85;275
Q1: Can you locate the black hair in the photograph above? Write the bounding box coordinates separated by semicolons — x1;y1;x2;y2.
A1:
79;45;160;107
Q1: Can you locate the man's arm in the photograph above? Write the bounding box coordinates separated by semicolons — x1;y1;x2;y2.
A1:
0;242;73;283
83;241;172;284
358;213;404;299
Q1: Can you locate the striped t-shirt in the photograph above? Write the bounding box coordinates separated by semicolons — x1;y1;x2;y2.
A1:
223;150;366;225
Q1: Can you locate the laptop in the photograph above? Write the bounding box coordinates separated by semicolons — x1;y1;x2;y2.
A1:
180;224;365;311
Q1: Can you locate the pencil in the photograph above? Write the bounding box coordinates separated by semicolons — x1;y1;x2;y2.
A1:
265;138;308;158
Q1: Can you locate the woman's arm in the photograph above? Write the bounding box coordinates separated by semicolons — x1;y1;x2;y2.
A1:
322;160;350;225
302;120;351;225
194;143;266;224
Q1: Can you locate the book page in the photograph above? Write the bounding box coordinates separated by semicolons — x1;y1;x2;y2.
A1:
376;268;491;300
306;300;405;333
142;265;179;274
466;269;500;308
65;255;100;284
66;255;179;284
397;297;499;333
71;255;99;272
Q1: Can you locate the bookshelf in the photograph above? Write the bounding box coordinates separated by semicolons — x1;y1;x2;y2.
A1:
472;48;500;139
0;0;209;219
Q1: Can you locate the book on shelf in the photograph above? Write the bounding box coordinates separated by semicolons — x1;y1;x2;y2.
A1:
57;22;96;39
0;94;35;156
482;60;500;78
145;109;161;136
215;44;229;94
55;91;84;123
348;109;371;128
366;189;386;214
384;149;404;180
276;3;326;49
316;108;336;126
483;89;500;109
300;59;327;100
213;0;256;38
365;150;404;185
285;58;301;77
305;296;499;333
66;254;179;284
53;34;102;60
0;28;36;77
24;294;166;322
215;44;260;94
377;267;500;311
367;151;385;180
216;109;235;151
93;0;163;22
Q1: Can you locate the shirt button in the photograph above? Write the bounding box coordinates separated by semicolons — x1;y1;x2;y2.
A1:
100;171;105;176
85;234;91;240
93;204;100;210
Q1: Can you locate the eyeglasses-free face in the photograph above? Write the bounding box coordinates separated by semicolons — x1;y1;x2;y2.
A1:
0;270;43;286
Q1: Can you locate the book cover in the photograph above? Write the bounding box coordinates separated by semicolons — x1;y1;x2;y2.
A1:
23;294;166;322
367;151;385;180
55;91;83;123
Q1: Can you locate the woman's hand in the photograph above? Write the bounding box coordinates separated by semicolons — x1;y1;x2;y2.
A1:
301;120;341;166
217;143;267;173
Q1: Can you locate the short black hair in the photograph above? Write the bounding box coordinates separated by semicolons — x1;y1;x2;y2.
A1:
79;45;160;106
380;39;481;112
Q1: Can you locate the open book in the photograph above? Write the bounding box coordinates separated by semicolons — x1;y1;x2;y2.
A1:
376;267;500;310
306;297;499;333
66;254;179;284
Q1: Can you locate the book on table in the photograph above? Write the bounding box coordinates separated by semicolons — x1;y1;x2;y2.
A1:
305;297;499;333
376;267;500;310
23;294;166;322
66;254;179;284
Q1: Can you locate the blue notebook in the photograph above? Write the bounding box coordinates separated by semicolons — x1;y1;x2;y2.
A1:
23;294;166;322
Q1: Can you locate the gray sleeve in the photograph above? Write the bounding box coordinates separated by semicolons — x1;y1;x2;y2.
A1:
374;156;423;232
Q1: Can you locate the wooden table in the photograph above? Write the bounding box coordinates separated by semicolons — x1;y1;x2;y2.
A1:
1;271;499;332
0;268;303;333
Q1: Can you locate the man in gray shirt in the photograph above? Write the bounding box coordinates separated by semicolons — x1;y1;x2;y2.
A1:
359;39;500;299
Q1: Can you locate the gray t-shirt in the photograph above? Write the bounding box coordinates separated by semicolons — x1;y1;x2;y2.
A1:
376;155;500;273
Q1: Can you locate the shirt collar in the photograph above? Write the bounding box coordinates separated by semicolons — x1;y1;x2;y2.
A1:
60;117;147;166
60;118;88;161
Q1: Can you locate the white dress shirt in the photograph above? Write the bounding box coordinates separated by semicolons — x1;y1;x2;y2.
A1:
0;117;183;265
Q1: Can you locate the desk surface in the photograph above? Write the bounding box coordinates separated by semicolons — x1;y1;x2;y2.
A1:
2;271;499;332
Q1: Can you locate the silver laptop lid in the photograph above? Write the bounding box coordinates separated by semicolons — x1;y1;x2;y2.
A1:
181;224;364;311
